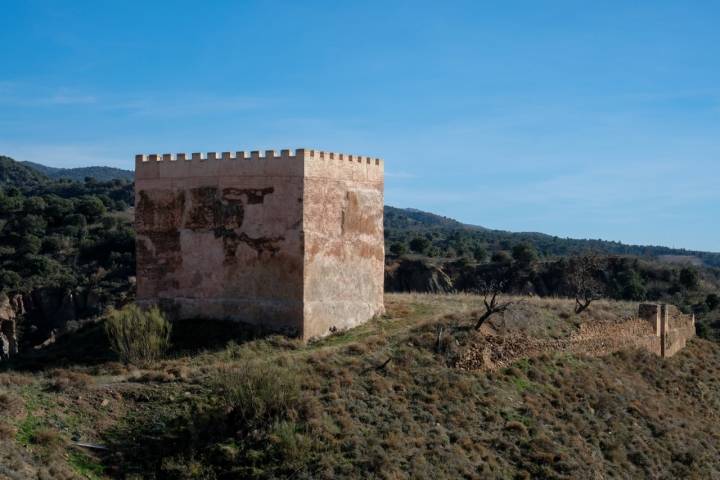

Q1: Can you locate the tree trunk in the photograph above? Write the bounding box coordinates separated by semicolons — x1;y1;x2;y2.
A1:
474;310;494;330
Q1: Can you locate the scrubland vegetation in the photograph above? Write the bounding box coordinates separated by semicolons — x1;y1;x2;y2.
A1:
1;294;720;479
1;156;719;478
0;156;134;306
105;305;171;367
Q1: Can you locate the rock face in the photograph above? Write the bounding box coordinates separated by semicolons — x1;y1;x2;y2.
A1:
385;259;454;294
135;149;385;340
0;293;18;359
0;287;110;360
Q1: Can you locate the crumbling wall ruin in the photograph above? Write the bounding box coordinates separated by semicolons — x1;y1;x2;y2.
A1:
459;303;696;370
638;303;695;357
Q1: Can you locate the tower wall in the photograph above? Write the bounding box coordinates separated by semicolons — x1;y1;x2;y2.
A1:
135;148;385;339
301;150;385;339
135;150;306;334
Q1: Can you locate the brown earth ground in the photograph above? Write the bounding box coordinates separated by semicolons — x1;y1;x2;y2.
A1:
1;293;719;479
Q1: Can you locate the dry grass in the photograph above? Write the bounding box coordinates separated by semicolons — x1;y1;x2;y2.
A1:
0;390;22;413
0;372;34;387
31;427;64;450
47;369;93;391
0;293;717;479
0;422;15;440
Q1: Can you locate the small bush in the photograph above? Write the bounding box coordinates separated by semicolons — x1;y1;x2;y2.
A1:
0;372;33;387
0;390;22;413
105;304;171;366
505;420;529;436
47;369;92;391
0;421;14;439
31;427;64;450
215;361;301;430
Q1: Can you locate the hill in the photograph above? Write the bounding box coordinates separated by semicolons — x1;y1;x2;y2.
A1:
1;294;719;478
21;161;134;182
385;206;720;268
0;156;135;352
0;156;48;188
384;206;470;230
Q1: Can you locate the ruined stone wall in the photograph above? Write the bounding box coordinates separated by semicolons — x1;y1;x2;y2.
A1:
638;303;695;357
662;304;696;357
135;150;306;334
135;148;385;339
302;151;385;338
459;304;694;371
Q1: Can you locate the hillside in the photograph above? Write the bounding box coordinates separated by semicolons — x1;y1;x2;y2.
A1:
1;294;719;478
384;206;470;230
0;156;48;188
21;161;134;182
2;158;717;265
385;206;720;268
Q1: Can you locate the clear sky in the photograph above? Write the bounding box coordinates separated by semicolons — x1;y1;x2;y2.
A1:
1;1;718;251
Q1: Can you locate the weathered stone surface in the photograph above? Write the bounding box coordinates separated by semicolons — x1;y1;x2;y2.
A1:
638;303;695;357
459;303;694;370
135;149;385;339
0;293;17;359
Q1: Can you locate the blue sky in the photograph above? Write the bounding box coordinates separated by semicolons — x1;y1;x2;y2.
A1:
1;1;718;251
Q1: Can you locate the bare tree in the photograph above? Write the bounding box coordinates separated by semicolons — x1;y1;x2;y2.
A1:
475;278;513;330
569;254;605;314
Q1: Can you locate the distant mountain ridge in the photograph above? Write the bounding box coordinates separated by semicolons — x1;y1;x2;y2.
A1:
21;160;134;182
384;206;470;230
385;206;720;268
3;156;717;267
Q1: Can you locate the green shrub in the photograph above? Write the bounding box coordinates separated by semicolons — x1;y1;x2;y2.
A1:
105;304;171;366
206;363;312;477
706;293;720;311
215;361;300;430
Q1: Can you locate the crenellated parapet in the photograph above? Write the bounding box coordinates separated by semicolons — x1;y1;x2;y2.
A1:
135;148;384;182
136;148;383;165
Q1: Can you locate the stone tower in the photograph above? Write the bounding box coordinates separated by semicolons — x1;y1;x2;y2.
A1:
134;149;384;340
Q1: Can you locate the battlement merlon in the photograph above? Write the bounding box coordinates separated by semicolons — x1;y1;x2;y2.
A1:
135;148;384;181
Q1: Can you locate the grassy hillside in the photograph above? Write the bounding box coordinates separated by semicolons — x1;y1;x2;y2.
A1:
21;161;134;183
1;294;719;479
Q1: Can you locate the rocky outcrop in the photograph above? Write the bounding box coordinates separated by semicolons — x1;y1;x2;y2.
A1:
385;259;454;294
0;287;109;360
0;293;19;360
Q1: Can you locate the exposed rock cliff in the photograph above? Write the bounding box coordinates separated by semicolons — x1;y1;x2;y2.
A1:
0;287;108;360
0;293;18;359
385;258;454;293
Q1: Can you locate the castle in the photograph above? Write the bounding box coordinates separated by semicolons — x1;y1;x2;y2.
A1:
134;148;385;340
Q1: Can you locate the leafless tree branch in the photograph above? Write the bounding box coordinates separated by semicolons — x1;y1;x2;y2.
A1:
569;254;606;314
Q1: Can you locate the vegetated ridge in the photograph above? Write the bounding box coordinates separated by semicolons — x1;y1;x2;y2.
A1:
0;156;48;188
385;205;720;268
21;160;134;182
